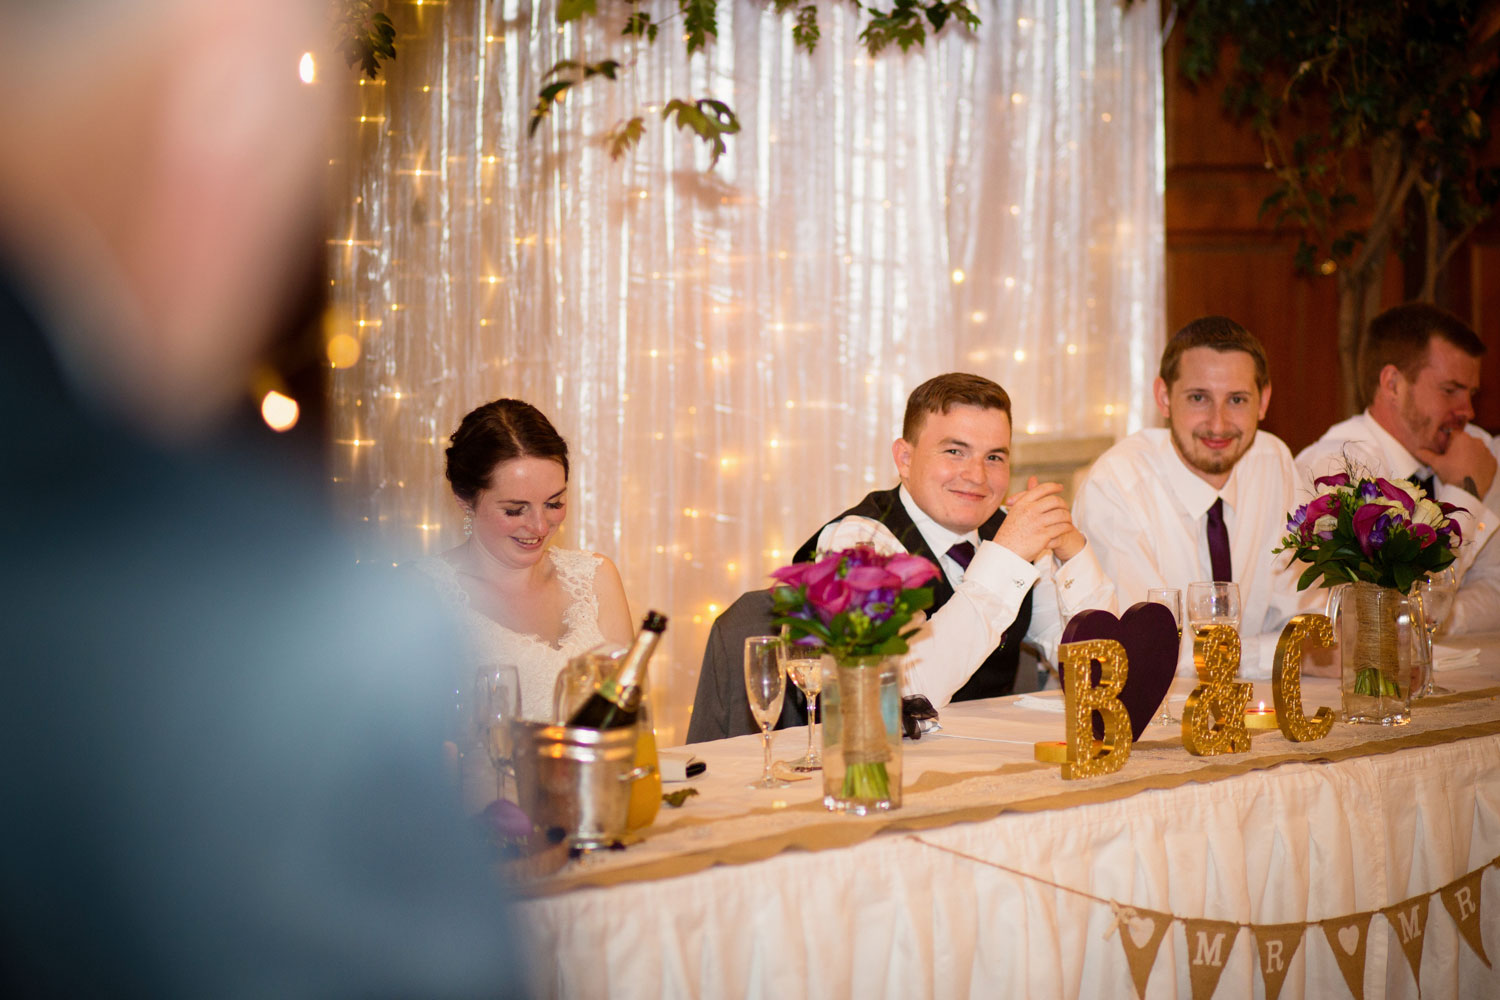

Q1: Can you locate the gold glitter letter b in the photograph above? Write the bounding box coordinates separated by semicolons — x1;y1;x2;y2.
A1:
1059;639;1132;779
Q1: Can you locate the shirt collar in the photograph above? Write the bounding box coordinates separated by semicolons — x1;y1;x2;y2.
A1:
897;484;981;559
1152;427;1243;518
1361;410;1425;478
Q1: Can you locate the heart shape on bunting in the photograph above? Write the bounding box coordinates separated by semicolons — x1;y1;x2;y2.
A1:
1060;603;1178;741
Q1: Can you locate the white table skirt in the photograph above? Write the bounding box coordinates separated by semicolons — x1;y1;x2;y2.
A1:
518;638;1500;999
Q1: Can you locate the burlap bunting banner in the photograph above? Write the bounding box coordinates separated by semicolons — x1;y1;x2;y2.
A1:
1321;912;1373;1000
1184;918;1240;1000
1253;922;1305;1000
1112;904;1171;999
1438;866;1492;968
912;839;1500;1000
1381;894;1431;989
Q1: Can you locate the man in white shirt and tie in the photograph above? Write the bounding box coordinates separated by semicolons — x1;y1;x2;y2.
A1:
1295;303;1497;633
793;373;1115;707
1073;317;1319;678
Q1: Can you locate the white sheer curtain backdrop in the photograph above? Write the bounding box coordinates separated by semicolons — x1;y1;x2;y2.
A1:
328;0;1165;744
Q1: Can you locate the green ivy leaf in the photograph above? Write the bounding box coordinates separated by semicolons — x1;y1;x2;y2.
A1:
678;0;719;56
662;787;699;808
557;0;598;24
793;5;820;54
606;116;647;160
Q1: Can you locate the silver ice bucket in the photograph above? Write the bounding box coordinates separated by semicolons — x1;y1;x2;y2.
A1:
510;721;650;850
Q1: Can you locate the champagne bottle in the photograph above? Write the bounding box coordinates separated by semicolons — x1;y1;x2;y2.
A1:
566;610;668;729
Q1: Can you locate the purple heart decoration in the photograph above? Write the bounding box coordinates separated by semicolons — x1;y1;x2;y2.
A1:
1058;602;1179;742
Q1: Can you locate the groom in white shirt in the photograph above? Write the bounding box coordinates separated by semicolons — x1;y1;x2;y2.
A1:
793;373;1115;707
1295;303;1497;633
1073;317;1319;678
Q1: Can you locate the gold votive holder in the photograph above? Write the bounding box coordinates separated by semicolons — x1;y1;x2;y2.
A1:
1244;703;1279;730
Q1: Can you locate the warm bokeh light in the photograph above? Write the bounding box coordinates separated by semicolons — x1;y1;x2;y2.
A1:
326;333;361;368
261;390;300;432
299;52;316;84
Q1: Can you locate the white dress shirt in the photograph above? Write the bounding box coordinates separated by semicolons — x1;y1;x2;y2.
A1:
1073;428;1321;679
815;486;1116;707
1295;412;1500;634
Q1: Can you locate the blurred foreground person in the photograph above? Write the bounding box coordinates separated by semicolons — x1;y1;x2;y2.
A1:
0;2;523;996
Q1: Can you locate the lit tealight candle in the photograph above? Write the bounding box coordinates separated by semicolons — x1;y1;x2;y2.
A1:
1244;701;1279;730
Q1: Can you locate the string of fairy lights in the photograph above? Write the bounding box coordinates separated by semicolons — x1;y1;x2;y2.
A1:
308;2;1163;740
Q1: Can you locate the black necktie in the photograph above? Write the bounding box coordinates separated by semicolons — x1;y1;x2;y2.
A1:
946;540;975;571
1413;471;1437;499
1206;497;1232;582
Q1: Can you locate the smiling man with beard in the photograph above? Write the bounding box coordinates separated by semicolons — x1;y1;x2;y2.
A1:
1073;317;1320;678
1296;303;1498;633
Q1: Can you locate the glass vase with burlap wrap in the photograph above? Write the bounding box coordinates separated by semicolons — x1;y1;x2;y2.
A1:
1327;581;1426;725
819;654;902;814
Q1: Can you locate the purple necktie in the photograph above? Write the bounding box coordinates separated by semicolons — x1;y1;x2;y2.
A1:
946;540;976;571
1206;497;1232;582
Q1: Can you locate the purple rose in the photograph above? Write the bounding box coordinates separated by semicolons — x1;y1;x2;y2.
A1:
886;553;940;588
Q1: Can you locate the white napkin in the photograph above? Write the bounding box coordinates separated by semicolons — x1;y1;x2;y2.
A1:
1013;693;1066;714
656;748;705;782
1434;644;1481;671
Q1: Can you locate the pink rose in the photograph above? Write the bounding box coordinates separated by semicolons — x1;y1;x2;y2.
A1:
769;562;815;587
886;553;941;588
807;576;853;619
844;566;902;592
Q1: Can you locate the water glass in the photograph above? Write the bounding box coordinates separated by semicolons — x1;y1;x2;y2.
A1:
1146;587;1183;726
1413;567;1458;697
1187;581;1241;637
744;636;788;789
475;663;522;801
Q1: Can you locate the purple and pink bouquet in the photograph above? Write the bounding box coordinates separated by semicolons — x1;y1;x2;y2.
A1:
1275;472;1463;594
768;545;940;660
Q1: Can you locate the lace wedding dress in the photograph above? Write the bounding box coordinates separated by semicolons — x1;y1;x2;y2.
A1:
412;548;609;722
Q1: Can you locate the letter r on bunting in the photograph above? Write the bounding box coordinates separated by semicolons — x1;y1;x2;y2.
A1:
1058;639;1131;779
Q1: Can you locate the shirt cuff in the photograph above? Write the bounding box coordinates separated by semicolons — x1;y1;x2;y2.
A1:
966;538;1040;600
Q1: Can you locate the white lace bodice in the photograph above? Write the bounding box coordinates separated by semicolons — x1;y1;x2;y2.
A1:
413;548;607;722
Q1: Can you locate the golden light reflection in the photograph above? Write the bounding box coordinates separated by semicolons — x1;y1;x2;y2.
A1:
261;391;299;432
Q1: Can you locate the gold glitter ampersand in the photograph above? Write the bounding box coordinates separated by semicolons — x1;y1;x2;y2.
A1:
1271;614;1336;742
1058;639;1132;779
1181;625;1252;756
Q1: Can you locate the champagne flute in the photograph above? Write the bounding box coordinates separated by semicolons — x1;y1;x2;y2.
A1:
1187;581;1241;647
744;636;789;789
1146;587;1183;726
1413;567;1458;697
475;663;522;802
777;628;823;771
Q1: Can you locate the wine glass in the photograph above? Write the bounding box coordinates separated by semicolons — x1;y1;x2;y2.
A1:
744;636;789;789
1187;581;1241;648
1146;587;1183;726
1413;567;1458;697
475;663;522;801
777;628;823;771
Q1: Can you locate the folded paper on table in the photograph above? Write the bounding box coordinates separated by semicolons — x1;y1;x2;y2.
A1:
656;749;705;782
1434;644;1481;671
1014;694;1066;714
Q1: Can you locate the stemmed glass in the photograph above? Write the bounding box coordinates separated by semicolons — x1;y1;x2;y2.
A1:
475;663;522;801
744;636;789;789
1413;567;1458;697
1146;587;1183;726
777;628;823;771
1187;581;1241;649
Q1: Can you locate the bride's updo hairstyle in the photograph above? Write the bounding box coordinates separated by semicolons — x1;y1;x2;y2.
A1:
445;399;570;505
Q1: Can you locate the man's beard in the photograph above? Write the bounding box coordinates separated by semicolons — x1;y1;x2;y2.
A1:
1167;418;1250;478
1399;393;1452;454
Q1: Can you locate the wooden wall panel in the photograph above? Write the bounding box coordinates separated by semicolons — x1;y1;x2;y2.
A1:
1164;29;1500;453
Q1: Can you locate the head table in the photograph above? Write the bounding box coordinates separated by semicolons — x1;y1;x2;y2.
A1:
514;634;1500;999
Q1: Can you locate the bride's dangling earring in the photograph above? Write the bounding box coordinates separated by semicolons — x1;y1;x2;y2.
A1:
462;508;473;538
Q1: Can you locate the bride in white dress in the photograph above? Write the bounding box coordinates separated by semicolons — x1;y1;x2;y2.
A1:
414;399;633;727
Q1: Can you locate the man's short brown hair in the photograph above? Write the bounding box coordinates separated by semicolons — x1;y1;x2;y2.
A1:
1159;316;1270;390
902;373;1012;441
1360;302;1485;406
